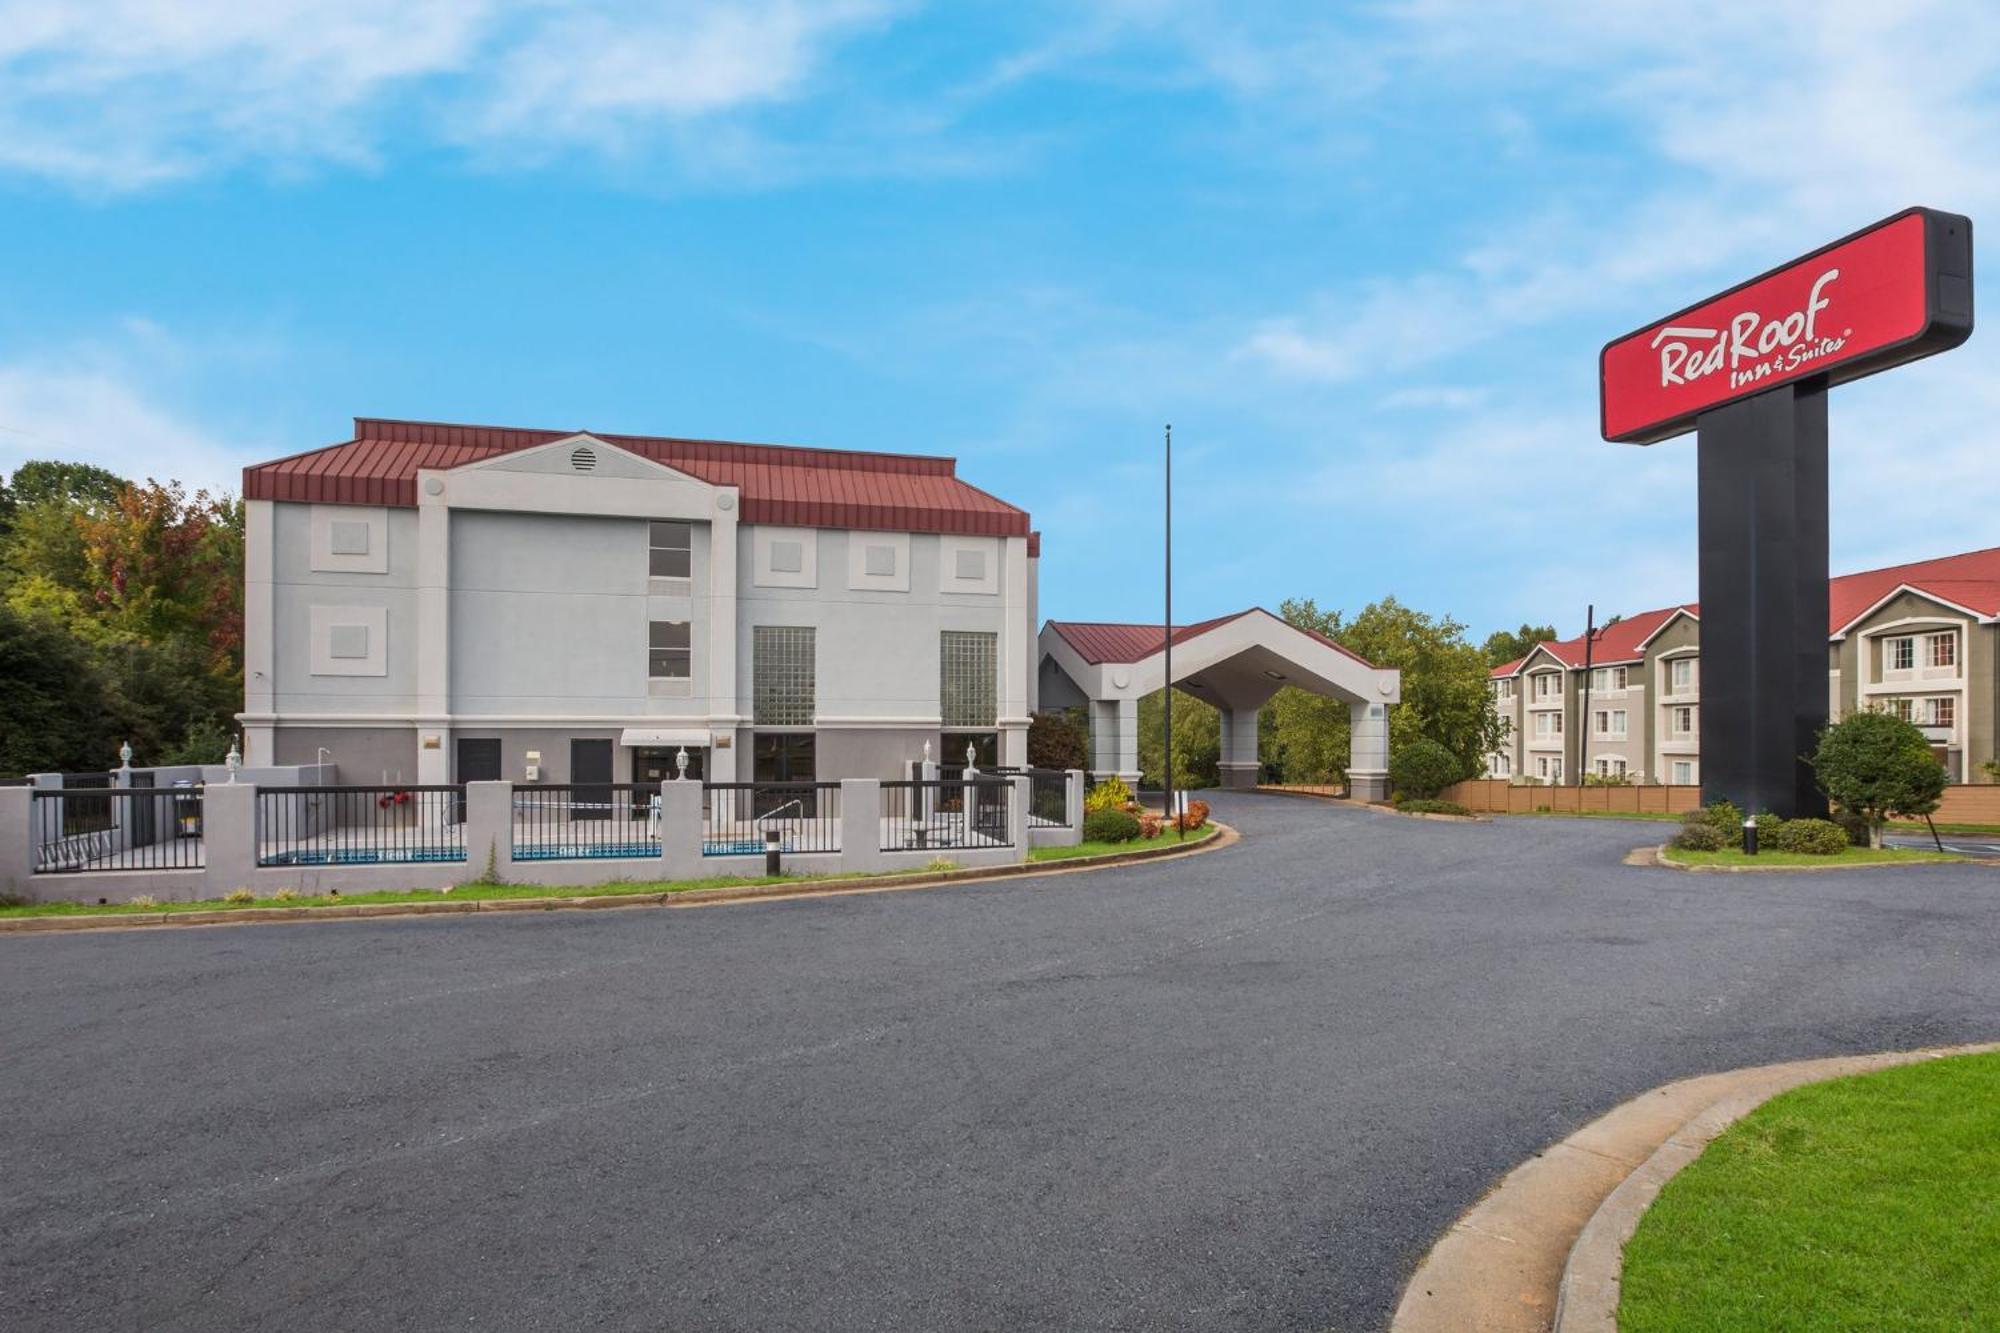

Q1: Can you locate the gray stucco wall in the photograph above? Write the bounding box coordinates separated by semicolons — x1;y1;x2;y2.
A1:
450;510;712;717
272;726;420;785
817;728;937;781
269;504;421;714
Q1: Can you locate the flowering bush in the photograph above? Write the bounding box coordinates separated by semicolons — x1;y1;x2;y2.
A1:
1084;776;1134;813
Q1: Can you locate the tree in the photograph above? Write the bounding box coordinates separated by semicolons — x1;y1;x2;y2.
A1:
1027;709;1089;771
0;603;122;775
1335;596;1503;777
1137;688;1220;790
1482;622;1557;667
4;460;125;511
1810;710;1947;847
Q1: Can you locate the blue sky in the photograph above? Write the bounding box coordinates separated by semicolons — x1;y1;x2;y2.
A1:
3;2;1998;642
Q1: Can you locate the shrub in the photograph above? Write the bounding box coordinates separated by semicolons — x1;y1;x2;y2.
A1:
925;856;959;873
1769;817;1848;856
1812;710;1947;847
271;887;299;903
1397;798;1472;817
127;893;159;908
1172;798;1211;832
1389;738;1463;802
1084;776;1134;813
223;887;255;906
1137;813;1163;839
1682;799;1746;848
1671;821;1726;851
1082;807;1141;844
1027;710;1090;772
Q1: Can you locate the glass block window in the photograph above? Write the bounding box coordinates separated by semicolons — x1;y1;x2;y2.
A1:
753;626;816;725
648;621;691;678
940;631;998;728
649;521;692;578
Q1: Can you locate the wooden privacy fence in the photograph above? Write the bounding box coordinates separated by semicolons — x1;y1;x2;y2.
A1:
1439;779;2000;823
1439;781;1703;815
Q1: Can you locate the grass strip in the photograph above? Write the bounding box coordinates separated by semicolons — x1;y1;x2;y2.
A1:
1620;1051;2000;1332
1660;845;1965;868
1027;824;1218;862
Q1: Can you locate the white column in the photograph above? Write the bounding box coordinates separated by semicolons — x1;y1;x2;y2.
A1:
1008;775;1030;862
1349;700;1390;802
1114;697;1140;792
0;785;31;889
241;499;276;765
203;782;258;897
707;489;741;783
415;475;452;784
1218;706;1261;789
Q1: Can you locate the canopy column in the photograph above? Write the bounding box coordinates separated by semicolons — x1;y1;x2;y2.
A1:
1349;700;1390;802
1218;706;1261;789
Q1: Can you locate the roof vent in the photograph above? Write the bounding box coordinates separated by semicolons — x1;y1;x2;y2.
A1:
570;445;597;472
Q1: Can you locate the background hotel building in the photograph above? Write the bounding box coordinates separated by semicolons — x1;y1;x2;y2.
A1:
239;418;1039;788
1486;546;2000;785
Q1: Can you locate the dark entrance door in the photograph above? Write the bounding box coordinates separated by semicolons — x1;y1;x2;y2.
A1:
752;733;816;815
571;738;614;821
128;771;157;849
455;738;501;823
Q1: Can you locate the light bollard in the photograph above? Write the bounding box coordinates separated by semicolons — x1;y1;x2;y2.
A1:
765;826;782;876
1743;817;1759;856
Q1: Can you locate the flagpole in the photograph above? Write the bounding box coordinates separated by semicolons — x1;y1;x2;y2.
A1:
1165;424;1178;838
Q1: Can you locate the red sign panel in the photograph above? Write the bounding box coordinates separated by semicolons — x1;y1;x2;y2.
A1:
1602;207;1972;444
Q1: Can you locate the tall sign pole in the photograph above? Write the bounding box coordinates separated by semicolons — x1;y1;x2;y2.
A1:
1601;207;1972;817
1163;424;1177;836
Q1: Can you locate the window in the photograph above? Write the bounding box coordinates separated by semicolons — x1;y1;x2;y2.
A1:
1592;666;1628;692
1494;679;1516;701
752;626;815;724
649;521;692;579
1671;705;1696;737
1595;709;1627;737
1672;760;1694;784
1669;657;1695;692
1928;633;1957;669
1888;697;1914;722
648;621;691;678
1533;672;1561;700
1595;757;1626;778
1932;697;1957;728
1533;711;1563;739
1887;636;1915;671
1490;753;1511;777
1536;756;1551;780
939;631;999;728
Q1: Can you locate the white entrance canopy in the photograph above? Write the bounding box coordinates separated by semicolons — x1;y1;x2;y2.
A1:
1037;608;1400;798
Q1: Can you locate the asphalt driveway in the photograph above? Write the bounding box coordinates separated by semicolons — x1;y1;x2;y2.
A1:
5;793;1999;1332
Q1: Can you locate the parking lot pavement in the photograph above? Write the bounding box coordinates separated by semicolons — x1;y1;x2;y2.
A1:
6;792;2000;1332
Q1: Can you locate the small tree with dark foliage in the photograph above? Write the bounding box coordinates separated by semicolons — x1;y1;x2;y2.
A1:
1027;709;1090;772
1810;711;1946;848
1389;737;1464;802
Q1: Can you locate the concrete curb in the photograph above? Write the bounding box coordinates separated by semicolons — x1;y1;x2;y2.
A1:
1646;843;1980;873
0;823;1235;935
1389;1042;1999;1333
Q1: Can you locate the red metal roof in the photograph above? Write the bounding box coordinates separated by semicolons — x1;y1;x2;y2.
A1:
243;417;1031;539
1487;544;2000;676
1046;609;1378;669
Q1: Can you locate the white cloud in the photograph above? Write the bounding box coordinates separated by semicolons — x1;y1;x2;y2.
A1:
0;0;897;189
0;330;260;496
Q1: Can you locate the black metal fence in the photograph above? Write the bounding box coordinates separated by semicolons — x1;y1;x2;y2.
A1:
256;786;467;867
31;787;206;873
879;777;1014;851
511;783;662;861
703;781;841;855
995;767;1069;827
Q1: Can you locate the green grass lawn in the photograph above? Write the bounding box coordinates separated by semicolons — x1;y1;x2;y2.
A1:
1620;1051;2000;1332
1507;808;1687;823
1887;819;2000;836
1027;823;1218;862
1661;845;1966;869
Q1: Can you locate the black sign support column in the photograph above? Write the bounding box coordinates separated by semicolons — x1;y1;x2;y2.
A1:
1694;380;1829;818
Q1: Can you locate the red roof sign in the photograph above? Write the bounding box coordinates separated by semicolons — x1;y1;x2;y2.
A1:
1601;207;1972;444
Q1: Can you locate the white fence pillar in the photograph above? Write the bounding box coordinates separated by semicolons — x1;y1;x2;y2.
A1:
1066;769;1085;830
464;781;513;881
841;778;883;873
659;780;705;881
0;786;31;893
203;782;258;896
1009;775;1030;861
